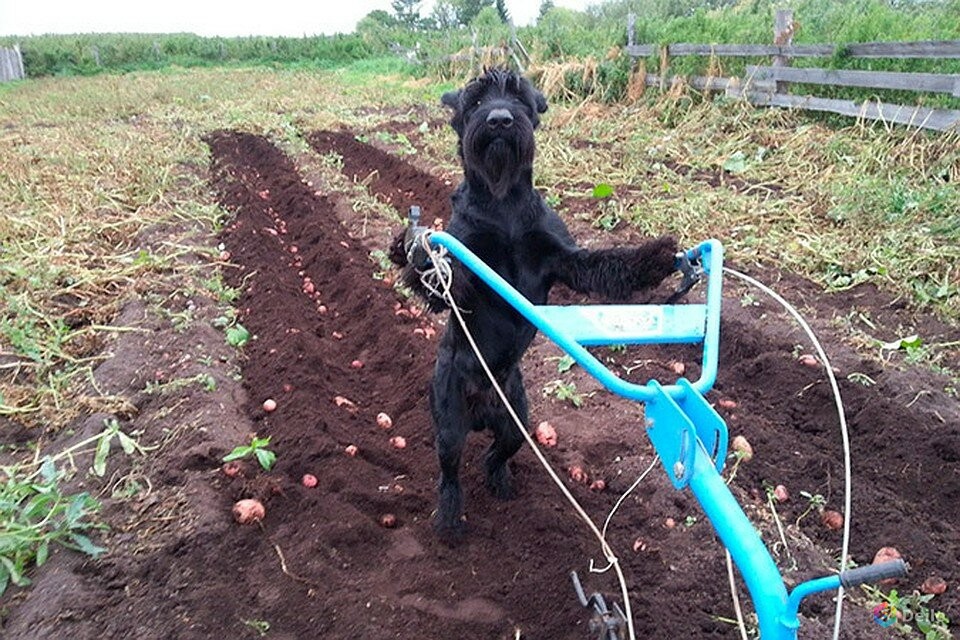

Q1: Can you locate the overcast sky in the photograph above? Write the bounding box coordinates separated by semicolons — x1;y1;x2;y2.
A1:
0;0;593;37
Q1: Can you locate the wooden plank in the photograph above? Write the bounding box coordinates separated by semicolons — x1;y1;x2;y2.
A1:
666;43;835;57
625;44;657;57
642;73;753;92
735;89;960;132
845;40;960;59
627;40;960;59
748;65;960;94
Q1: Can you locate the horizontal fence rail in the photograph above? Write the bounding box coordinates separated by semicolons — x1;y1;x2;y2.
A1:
746;66;960;97
732;89;960;132
626;40;960;60
625;12;959;132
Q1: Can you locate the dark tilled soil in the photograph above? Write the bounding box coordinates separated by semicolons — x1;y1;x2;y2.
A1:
2;121;957;640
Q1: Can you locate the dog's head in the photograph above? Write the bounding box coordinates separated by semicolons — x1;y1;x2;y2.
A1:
441;68;548;200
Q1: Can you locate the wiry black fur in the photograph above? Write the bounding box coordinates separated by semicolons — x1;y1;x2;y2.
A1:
390;68;678;540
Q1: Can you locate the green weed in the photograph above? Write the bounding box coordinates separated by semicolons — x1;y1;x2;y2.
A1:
861;585;952;639
542;380;585;408
0;418;151;595
223;436;277;471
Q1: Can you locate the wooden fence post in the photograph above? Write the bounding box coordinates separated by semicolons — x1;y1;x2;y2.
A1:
773;8;794;93
14;44;25;79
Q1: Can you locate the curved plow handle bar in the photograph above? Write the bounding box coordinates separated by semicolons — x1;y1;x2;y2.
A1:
424;231;907;639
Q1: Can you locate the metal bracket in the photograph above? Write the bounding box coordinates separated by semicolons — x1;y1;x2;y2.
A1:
571;571;626;640
645;379;729;489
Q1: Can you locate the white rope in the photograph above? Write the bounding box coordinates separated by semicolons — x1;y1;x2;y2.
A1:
589;454;660;574
420;233;638;640
726;549;750;640
723;267;853;640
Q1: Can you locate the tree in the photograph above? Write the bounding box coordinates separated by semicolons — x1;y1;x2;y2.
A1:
538;0;555;21
391;0;423;29
356;10;399;50
426;0;495;29
453;0;495;26
495;0;512;24
430;0;460;29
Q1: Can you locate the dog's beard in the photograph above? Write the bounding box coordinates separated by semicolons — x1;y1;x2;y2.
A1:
463;119;535;200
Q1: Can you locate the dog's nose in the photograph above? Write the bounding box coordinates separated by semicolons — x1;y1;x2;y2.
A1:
486;108;514;129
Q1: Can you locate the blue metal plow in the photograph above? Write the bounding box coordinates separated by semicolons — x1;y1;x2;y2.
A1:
421;230;907;639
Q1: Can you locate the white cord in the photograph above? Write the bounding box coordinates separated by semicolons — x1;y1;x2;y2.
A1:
726;549;750;640
421;234;638;640
590;454;660;574
723;267;853;640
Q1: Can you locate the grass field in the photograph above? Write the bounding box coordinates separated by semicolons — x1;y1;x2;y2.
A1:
2;62;957;431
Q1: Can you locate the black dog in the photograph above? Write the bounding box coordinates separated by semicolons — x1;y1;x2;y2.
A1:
391;68;678;538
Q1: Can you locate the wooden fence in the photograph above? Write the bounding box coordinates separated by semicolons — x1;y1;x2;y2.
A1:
0;45;25;82
626;11;960;132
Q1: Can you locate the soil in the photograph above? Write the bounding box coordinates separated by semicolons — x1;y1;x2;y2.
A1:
2;116;958;640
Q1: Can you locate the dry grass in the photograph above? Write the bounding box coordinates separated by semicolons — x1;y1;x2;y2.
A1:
1;65;957;429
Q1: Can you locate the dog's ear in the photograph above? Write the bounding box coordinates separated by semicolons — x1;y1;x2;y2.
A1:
533;90;548;115
441;90;461;110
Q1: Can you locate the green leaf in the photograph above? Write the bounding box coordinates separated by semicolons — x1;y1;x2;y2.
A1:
36;540;49;567
93;432;112;477
250;436;271;449
881;334;922;350
723;151;747;173
39;457;57;483
69;533;106;558
226;324;250;348
65;493;87;527
222;446;251;462
255;449;276;471
23;493;56;520
591;183;615;199
116;430;137;456
556;355;575;373
0;555;29;587
0;562;9;596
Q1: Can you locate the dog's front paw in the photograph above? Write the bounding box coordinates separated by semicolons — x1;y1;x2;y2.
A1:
387;229;408;267
632;235;680;288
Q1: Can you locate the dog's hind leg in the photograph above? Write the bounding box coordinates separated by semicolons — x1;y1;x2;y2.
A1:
483;366;527;501
435;419;469;536
431;357;470;537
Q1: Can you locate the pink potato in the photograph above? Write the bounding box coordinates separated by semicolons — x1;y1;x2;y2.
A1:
821;510;844;531
534;421;557;447
568;465;588;484
379;513;397;528
232;499;265;524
